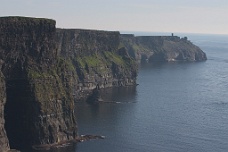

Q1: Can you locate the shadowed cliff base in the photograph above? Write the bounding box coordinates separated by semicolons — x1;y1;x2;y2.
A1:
4;78;35;149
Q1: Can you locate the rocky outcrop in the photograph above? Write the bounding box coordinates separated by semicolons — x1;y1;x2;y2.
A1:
120;34;207;63
0;16;137;151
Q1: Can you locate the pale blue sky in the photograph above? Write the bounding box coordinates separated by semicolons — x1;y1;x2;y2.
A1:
0;0;227;34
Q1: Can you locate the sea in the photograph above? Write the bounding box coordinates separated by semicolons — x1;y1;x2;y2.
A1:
35;32;228;152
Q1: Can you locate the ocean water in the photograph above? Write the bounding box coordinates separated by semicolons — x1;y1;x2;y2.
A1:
37;33;228;152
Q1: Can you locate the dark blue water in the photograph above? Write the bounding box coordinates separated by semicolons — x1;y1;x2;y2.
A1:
56;34;228;152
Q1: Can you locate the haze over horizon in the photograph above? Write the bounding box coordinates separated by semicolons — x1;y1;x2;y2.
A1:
0;0;227;35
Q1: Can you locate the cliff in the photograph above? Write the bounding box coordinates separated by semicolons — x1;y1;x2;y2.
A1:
120;34;207;63
0;16;206;151
55;29;137;101
0;67;9;152
0;17;137;151
0;17;76;151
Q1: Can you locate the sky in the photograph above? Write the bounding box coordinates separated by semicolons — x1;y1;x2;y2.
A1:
0;0;228;34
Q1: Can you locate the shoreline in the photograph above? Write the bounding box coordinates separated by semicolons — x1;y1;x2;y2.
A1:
32;135;105;151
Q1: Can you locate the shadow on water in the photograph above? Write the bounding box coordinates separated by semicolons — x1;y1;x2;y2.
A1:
75;86;137;119
99;86;137;103
139;61;206;72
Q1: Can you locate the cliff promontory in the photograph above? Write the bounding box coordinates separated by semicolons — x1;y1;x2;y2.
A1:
120;34;207;63
0;16;137;151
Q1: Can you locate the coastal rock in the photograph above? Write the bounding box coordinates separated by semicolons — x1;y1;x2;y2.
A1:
86;88;103;104
120;34;207;63
0;16;137;151
55;29;137;102
0;16;207;151
32;134;105;150
0;17;77;150
0;65;10;152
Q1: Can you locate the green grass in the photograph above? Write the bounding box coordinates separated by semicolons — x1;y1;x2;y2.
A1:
28;69;52;79
76;55;103;68
104;51;125;65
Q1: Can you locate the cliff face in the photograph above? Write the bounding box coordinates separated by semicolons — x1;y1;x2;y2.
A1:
0;68;9;152
0;16;206;151
56;29;137;101
120;34;207;63
0;17;77;150
0;17;137;150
